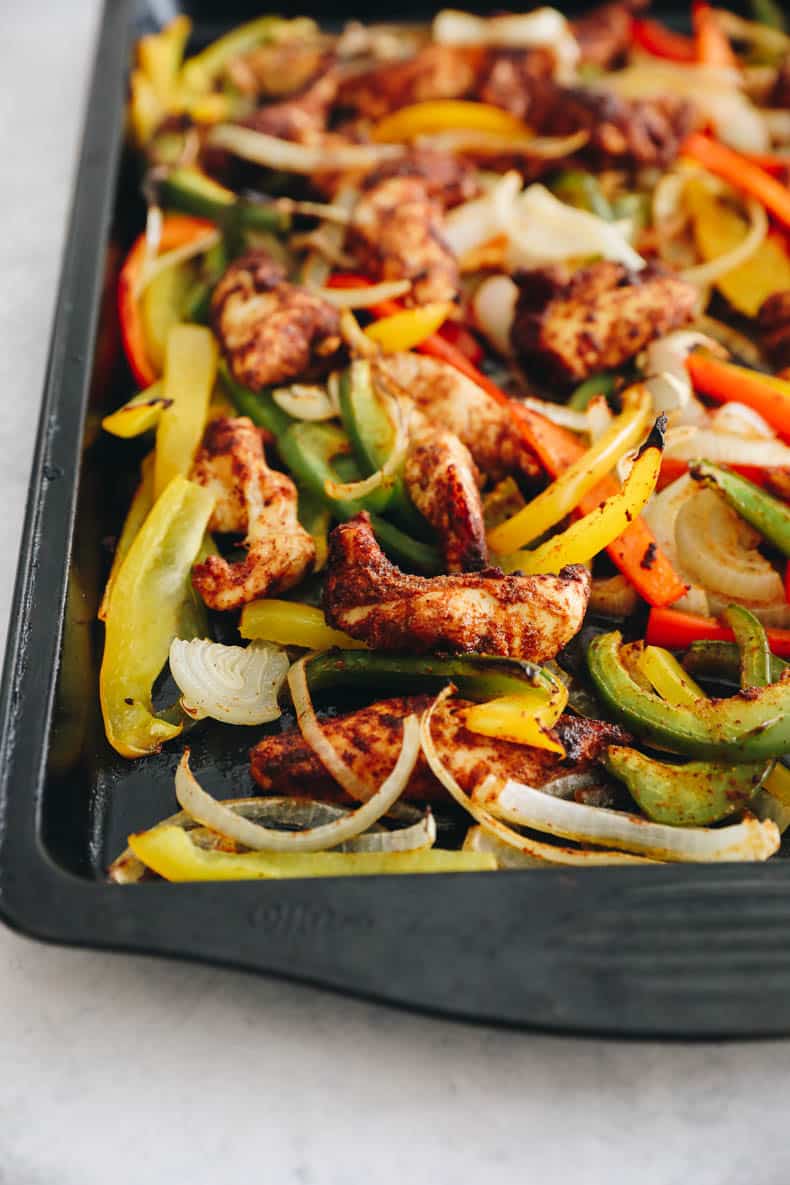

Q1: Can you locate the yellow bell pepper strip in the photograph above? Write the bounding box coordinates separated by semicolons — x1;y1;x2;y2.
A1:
765;762;790;805
511;405;687;605
686;352;790;442
98;453;155;622
101;383;171;439
138;15;191;106
488;384;651;554
499;418;666;575
462;678;569;755
685;179;790;317
129;69;162;148
364;303;453;353
100;476;215;758
372;99;531;143
180;16;316;97
118;214;216;387
637;645;707;708
129;824;496;880
154;324;217;499
140;264;195;373
240;599;367;651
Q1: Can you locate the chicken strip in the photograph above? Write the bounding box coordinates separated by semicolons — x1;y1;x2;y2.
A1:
350;175;459;306
373;351;540;483
359;148;479;209
226;41;329;100
337;43;483;121
251;694;628;802
403;420;487;572
324;512;590;660
212;250;343;392
511;261;698;387
191;417;315;611
571;0;648;69
239;68;339;142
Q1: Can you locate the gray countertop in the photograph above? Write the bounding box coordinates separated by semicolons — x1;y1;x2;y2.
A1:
1;5;788;1182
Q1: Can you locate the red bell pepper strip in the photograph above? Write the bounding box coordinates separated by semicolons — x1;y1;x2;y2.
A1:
118;213;216;387
512;405;687;607
683;134;790;235
631;17;696;61
785;559;790;605
435;319;484;365
686;352;790;443
692;1;736;67
646;606;790;659
658;457;771;491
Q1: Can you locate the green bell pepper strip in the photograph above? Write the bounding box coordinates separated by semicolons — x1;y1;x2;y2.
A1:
568;372;617;411
605;746;769;826
722;604;773;689
367;516;443;574
690;460;790;557
157;167;291;234
586;629;790;760
221;363;293;436
338;360;425;533
750;0;786;30
550;170;613;220
304;650;562;702
682;640;788;685
278;421;393;517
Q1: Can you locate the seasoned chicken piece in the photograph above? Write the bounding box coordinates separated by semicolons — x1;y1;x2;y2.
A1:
226;42;329;99
360;148;479;208
350;175;459;306
759;291;790;371
239;68;339;142
337;44;483;120
403;420;487;572
511;261;698;387
212;250;343;392
324;512;590;660
191;417;315;611
373;352;540;483
571;0;648;68
251;694;628;802
475;48;556;121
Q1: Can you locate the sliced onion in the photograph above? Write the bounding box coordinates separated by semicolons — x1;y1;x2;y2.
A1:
175;727;419;852
666;428;790;468
694;315;766;367
324;383;410;500
341;809;436;852
682;198;768;288
586;394;613;442
642;473;708;615
209;126;403;174
301;183;358;290
472;274;518;356
417;128;588;159
169;639;289;726
481;779;779;862
272;384;339;421
504;180;645;272
135;228;221;298
522;397;589;433
709;402;776;439
444;192;501;257
432;7;580;78
318;279;412;308
706;590;790;629
717;10;789;57
339;308;379;359
676;488;785;604
643;331;725;418
419;688;657;865
462;825;549;868
590;573;639;618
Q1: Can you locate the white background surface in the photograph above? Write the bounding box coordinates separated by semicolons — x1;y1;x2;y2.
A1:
1;4;789;1183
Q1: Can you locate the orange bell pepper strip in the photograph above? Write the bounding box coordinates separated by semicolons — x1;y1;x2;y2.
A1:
686;352;790;443
631;17;696;61
692;2;736;67
117;213;216;387
646;606;790;659
682;134;790;235
511;405;687;607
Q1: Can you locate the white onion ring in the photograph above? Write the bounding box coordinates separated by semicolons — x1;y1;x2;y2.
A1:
675;489;784;606
175;730;420;852
169;639;289;726
480;779;780;863
419;688;657;866
318;280;412;308
272;384;339;422
209;124;403;173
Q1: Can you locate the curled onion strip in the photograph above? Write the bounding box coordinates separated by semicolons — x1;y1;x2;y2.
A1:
325;388;410;500
682;198;768;288
676;488;784;605
135;228;221;299
175;731;420;852
318;280;412;308
419;688;657;865
169;638;289;726
416;128;589;159
209;124;403;174
481;779;780;863
272;384;339;421
522;397;589;433
665;428;790;468
339;308;379;359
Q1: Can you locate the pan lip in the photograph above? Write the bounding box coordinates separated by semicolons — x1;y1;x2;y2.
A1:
1;0;789;1039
